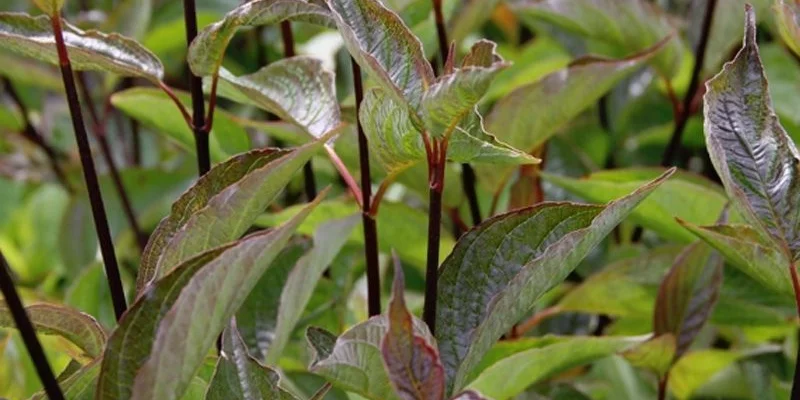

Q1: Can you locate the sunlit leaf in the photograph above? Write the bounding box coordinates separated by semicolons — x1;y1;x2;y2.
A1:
0;13;163;82
188;0;334;76
775;0;800;58
436;169;673;394
621;334;676;378
97;194;323;400
669;350;743;399
704;5;800;259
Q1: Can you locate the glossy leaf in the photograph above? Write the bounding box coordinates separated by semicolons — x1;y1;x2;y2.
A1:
327;0;435;118
214;56;341;138
436;169;673;393
206;323;299;400
188;0;334;76
775;0;800;57
97;195;322;400
0;303;106;360
466;336;640;400
0;13;163;83
382;258;445;400
654;243;723;359
703;5;800;259
512;0;682;77
544;168;728;243
479;40;666;193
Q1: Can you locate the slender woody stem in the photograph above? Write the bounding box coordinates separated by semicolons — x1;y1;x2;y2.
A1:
657;374;669;400
423;140;447;334
352;59;381;316
76;73;147;251
0;253;65;400
182;0;210;175
661;0;717;166
789;262;800;398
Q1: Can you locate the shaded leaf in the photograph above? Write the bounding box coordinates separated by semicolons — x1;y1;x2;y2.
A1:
448;0;503;46
30;359;101;400
97;195;322;400
213;56;341;138
32;0;64;16
621;334;676;378
0;303;106;360
306;326;337;364
188;0;334;76
775;0;800;58
436;169;674;393
0;13;163;82
703;5;800;259
382;257;445;400
101;0;152;40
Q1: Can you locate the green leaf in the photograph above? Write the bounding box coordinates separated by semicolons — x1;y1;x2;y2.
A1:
544;168;729;243
0;13;163;82
138;137;330;290
0;50;63;91
382;258;445;400
327;0;435;116
512;0;682;78
206;322;299;400
30;360;101;400
306;326;337;363
478;40;667;193
653;243;723;359
101;0;152;41
188;0;334;77
466;336;640;400
0;303;106;361
668;350;742;399
450;390;491;400
680;221;792;296
213;56;341;138
447;0;502;46
31;0;63;17
703;5;800;259
446;110;538;166
436;169;674;394
621;334;676;378
97;194;323;400
110;87;250;162
360;87;426;174
775;0;800;58
310;314;435;400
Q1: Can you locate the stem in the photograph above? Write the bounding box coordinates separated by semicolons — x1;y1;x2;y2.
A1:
661;0;717;166
324;144;363;206
76;73;147;251
432;0;448;68
0;253;65;400
182;0;210;175
51;15;127;320
351;59;381;316
2;78;71;190
657;374;669;400
423;140;447;334
789;262;800;399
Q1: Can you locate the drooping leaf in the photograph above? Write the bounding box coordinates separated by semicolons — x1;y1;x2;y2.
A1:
326;0;435;118
478;40;667;193
188;0;334;76
110;87;251;162
621;334;676;378
97;195;323;400
511;0;682;78
213;56;341;138
703;5;800;259
381;257;445;400
775;0;800;58
0;13;163;83
206;322;299;400
436;169;674;393
0;303;106;361
466;336;641;400
653;243;723;359
543;168;729;243
680;221;792;296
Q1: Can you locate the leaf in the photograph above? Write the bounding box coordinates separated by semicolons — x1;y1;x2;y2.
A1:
447;0;503;46
32;0;63;16
466;336;640;400
680;221;792;296
239;215;359;364
511;0;682;78
543;168;729;243
310;315;435;400
703;5;800;259
653;243;723;359
111;87;250;162
206;322;299;400
30;360;101;400
436;169;674;394
138;136;330;291
668;350;742;399
775;0;800;58
188;0;334;76
0;13;163;83
450;390;491;400
306;326;337;363
382;256;445;400
97;194;323;400
213;56;341;138
621;334;676;378
327;0;435;117
0;303;106;361
102;0;153;41
478;40;667;193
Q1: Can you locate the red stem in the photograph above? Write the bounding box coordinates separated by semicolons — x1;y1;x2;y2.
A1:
789;262;800;399
182;0;210;176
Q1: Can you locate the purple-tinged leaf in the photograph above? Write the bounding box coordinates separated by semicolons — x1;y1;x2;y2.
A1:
382;257;445;400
